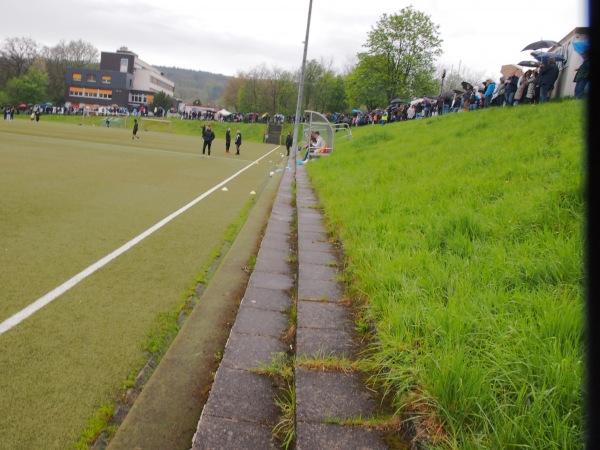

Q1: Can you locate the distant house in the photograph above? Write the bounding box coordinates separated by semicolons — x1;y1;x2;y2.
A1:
550;27;589;99
64;47;175;112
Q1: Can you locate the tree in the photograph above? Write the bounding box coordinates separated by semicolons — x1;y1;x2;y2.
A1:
345;54;387;111
150;91;174;111
0;37;39;85
223;76;244;111
5;66;48;105
42;39;99;104
357;7;443;104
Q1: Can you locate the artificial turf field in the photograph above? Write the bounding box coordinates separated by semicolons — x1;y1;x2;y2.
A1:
0;119;285;449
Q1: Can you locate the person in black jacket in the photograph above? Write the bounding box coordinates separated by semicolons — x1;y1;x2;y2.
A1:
202;125;215;156
538;57;560;103
234;129;242;155
285;131;293;156
225;127;231;153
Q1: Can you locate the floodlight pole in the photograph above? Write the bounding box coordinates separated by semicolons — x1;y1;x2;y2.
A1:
292;0;313;159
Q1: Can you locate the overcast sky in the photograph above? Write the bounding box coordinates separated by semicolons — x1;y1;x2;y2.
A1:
1;0;588;82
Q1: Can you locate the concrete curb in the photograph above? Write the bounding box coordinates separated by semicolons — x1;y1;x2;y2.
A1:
192;153;388;449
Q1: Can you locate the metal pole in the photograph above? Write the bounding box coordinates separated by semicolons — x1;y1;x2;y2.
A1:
292;0;313;158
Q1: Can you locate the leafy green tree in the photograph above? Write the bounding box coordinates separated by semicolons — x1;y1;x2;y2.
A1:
357;6;443;104
324;75;348;113
150;91;174;111
5;66;48;104
345;54;387;111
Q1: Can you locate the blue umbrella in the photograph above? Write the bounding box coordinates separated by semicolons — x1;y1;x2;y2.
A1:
532;51;565;62
573;41;589;56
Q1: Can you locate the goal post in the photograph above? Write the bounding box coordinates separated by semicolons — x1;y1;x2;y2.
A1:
81;113;128;129
141;118;172;133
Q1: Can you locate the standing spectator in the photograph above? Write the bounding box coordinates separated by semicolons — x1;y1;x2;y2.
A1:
450;95;460;113
225;127;231;153
414;102;423;119
514;71;531;106
422;101;431;118
525;70;538;104
202;124;215;157
35;108;41;123
234;129;242;155
538;57;559;103
469;90;479;111
573;51;590;99
442;97;451;115
381;110;389;124
285;131;293;156
505;75;519;106
493;77;506;106
484;79;496;108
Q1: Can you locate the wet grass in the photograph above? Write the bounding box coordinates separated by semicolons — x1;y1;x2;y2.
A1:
306;100;585;448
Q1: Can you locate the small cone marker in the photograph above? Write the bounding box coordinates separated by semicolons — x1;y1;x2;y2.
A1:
250;191;256;195
222;187;228;191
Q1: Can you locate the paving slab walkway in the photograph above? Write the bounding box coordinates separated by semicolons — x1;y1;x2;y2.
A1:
192;153;388;449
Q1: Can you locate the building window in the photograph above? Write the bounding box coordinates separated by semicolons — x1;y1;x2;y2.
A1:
102;76;111;84
73;73;82;81
87;74;96;83
120;58;128;73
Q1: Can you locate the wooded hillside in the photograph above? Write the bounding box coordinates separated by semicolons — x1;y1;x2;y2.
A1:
156;66;229;105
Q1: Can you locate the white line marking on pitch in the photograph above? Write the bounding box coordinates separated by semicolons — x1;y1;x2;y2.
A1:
0;146;282;336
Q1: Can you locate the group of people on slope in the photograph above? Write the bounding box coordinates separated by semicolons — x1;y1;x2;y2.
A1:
201;125;242;157
447;53;589;112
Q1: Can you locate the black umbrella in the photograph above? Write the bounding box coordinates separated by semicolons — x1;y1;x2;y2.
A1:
440;90;456;100
521;39;560;51
518;60;541;68
461;81;474;90
390;98;404;104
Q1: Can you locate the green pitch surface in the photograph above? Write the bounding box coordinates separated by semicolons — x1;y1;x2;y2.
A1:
0;120;285;449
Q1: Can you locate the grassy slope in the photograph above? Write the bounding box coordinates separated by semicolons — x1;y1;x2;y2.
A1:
307;101;585;449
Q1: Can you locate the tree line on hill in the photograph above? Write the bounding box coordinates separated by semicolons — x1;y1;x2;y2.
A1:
0;7;484;116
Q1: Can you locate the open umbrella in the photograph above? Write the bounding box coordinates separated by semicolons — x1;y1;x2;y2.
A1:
441;90;457;100
518;60;541;68
532;51;565;62
390;98;404;104
521;39;560;51
19;103;27;108
573;41;589;56
461;81;474;90
500;64;523;78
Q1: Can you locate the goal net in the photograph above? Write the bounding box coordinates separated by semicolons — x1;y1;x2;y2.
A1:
82;114;128;128
141;118;172;133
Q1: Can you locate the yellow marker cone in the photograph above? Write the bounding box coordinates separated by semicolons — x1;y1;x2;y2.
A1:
222;187;228;191
250;191;256;195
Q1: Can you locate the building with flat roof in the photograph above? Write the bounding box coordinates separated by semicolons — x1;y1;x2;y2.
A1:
64;47;175;112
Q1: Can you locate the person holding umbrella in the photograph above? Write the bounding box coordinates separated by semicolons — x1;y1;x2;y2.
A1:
538;57;559;103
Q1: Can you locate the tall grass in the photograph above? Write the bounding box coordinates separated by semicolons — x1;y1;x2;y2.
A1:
307;101;585;448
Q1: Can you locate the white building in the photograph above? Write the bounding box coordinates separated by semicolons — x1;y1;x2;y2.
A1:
551;27;589;99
